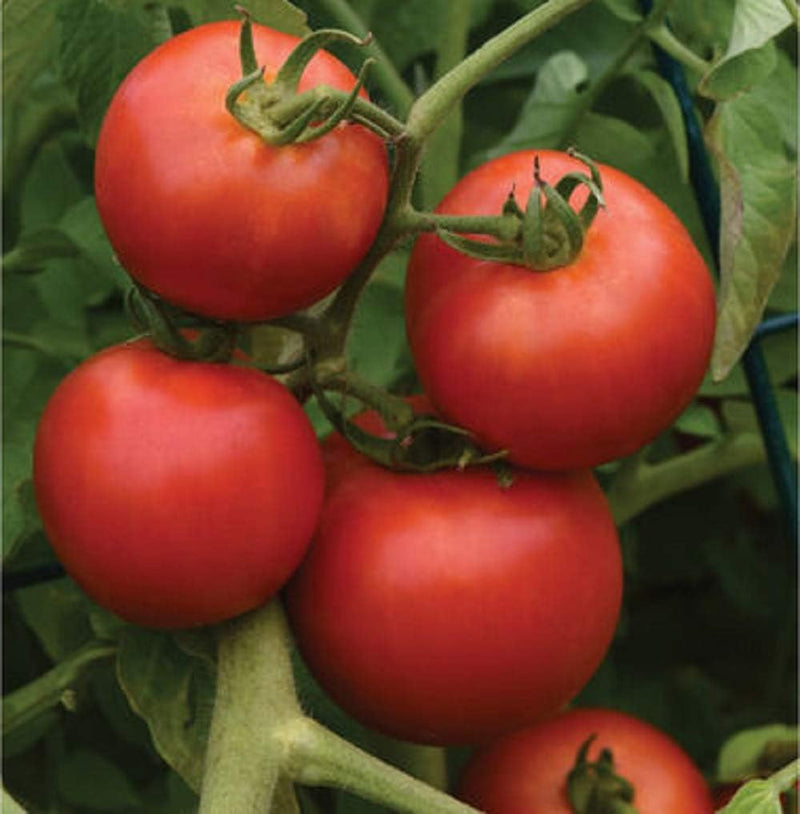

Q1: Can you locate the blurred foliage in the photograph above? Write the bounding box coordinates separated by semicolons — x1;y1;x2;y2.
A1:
3;0;797;811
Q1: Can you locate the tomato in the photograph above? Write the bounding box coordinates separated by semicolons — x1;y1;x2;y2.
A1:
33;340;324;629
95;21;388;322
457;708;714;813
284;407;623;745
405;150;717;470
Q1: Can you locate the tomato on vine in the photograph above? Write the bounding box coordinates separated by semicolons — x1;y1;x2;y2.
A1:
95;20;389;322
285;405;623;746
33;340;325;629
457;707;715;813
405;150;717;470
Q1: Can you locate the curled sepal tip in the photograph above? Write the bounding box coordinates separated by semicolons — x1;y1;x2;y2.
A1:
566;735;639;814
274;28;372;96
312;384;507;473
438;151;606;273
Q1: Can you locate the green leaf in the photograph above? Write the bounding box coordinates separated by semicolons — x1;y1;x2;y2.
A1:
2;442;39;561
3;227;81;274
116;627;215;793
2;788;28;814
347;251;413;389
3;0;60;109
14;576;97;661
673;402;722;439
182;0;309;35
485;50;588;155
700;0;792;100
57;0;155;145
56;749;143;810
718;724;800;782
191;0;308;34
718;778;782;814
706;94;797;381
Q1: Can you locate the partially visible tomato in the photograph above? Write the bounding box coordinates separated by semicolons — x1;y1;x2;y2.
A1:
33;340;324;628
95;21;388;322
405;150;716;470
457;708;714;813
285;407;623;745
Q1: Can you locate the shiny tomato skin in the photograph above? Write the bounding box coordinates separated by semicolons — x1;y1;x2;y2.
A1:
33;340;324;629
95;21;388;322
457;708;714;813
285;418;623;745
406;150;717;470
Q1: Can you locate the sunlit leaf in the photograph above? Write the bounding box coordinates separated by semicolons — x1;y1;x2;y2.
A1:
706;94;797;381
717;724;800;782
718;778;782;813
700;0;792;100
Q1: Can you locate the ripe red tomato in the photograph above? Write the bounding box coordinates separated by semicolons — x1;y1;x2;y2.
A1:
457;708;714;813
285;409;623;745
95;21;388;322
33;340;324;629
405;150;717;470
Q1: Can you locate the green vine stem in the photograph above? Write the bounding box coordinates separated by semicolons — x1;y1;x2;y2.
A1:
608;430;766;526
198;600;481;814
2;640;117;737
320;0;596;355
782;0;800;26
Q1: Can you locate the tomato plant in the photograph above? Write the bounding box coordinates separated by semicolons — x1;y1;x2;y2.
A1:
457;707;715;813
94;20;389;322
285;409;623;745
33;339;324;628
406;149;717;470
3;1;796;812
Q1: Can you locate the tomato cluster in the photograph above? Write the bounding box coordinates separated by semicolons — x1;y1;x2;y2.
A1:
32;16;717;808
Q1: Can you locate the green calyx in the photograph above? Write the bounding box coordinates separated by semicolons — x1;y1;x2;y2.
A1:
125;284;239;363
311;377;507;474
225;10;375;146
437;149;605;271
566;735;639;814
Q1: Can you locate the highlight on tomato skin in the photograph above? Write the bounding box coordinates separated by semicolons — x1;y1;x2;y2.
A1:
456;707;715;814
32;339;326;630
94;20;389;323
285;403;624;747
405;149;718;472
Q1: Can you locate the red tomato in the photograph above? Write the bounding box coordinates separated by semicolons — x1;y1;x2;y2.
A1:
285;409;623;745
457;708;714;813
33;340;324;628
405;150;717;470
95;21;388;322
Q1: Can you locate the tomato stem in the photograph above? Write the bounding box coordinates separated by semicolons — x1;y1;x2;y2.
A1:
278;717;481;814
608;430;767;525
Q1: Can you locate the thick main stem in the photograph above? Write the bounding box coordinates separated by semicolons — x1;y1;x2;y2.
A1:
199;601;301;813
